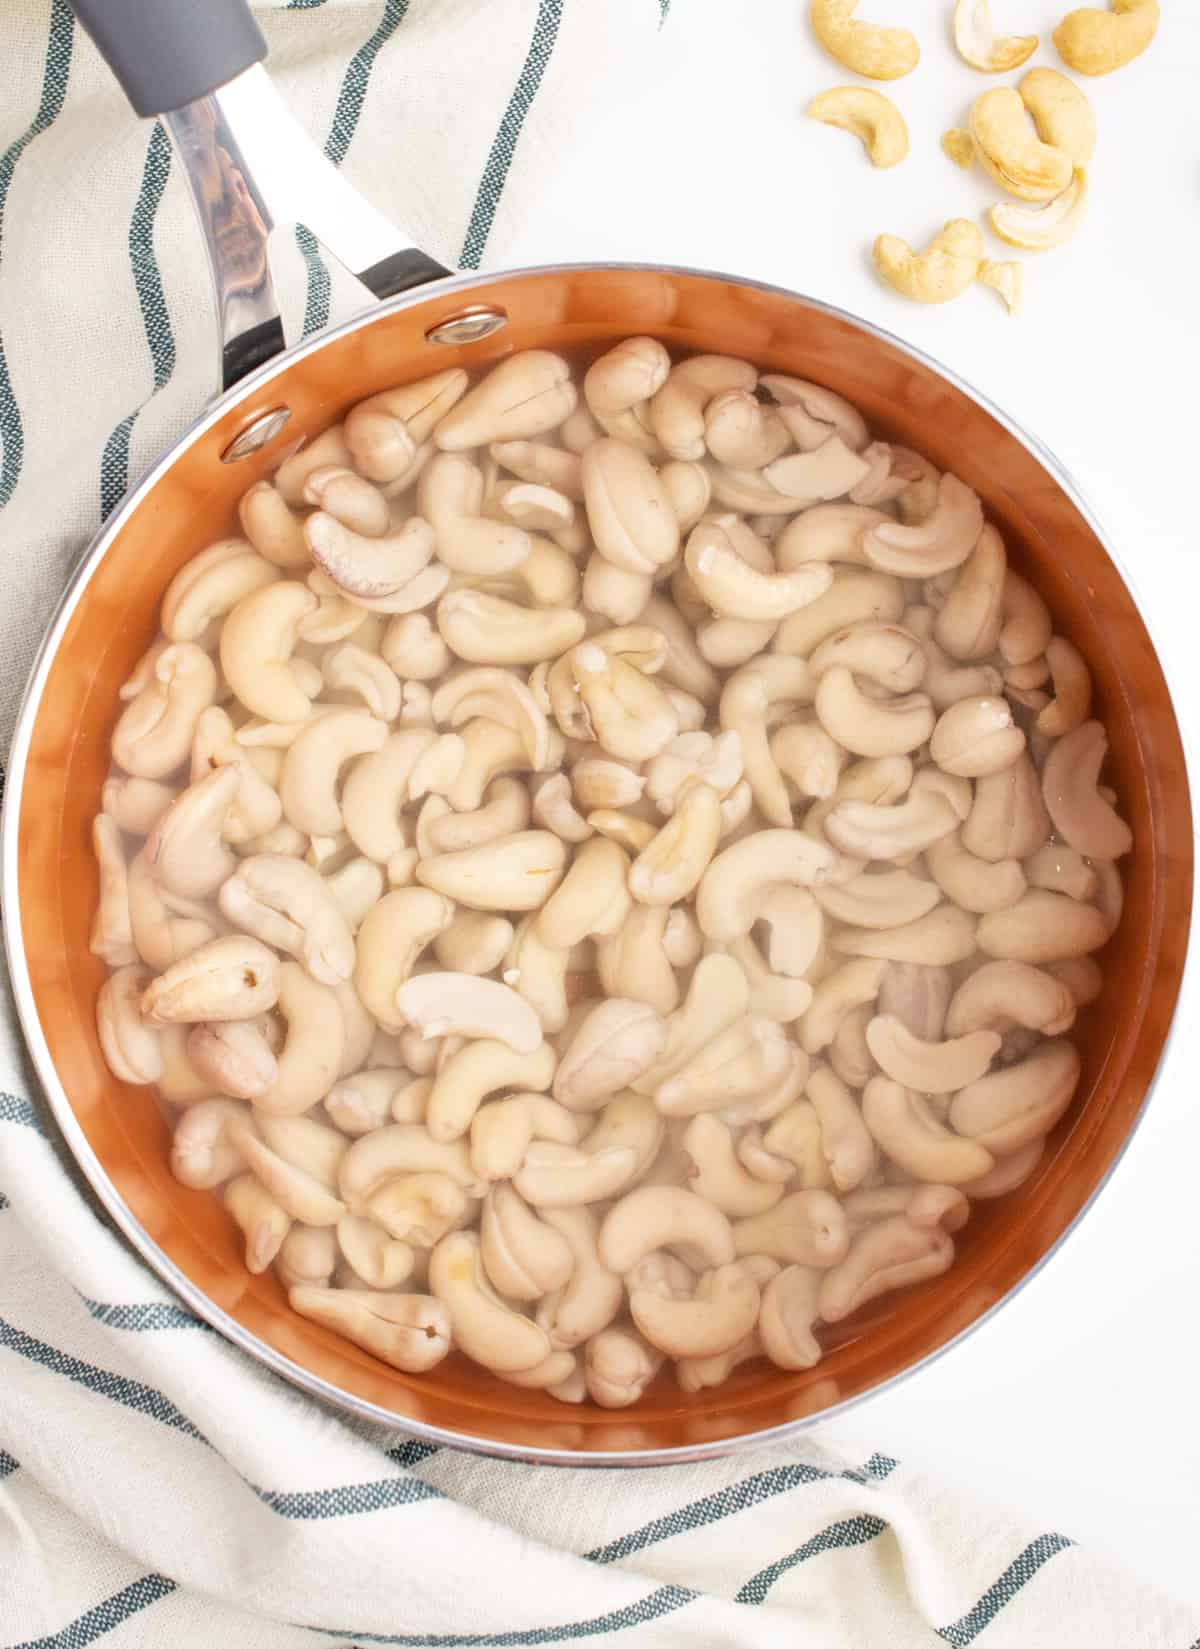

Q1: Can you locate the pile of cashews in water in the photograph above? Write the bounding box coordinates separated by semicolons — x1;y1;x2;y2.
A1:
91;339;1131;1405
803;0;1159;310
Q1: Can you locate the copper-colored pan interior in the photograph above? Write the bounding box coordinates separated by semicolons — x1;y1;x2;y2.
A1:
14;268;1192;1456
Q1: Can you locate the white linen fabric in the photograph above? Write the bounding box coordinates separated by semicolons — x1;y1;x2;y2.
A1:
1;3;1199;1645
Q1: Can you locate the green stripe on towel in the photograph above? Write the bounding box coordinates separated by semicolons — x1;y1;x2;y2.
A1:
0;0;74;511
0;1092;47;1134
99;122;177;519
459;0;564;270
10;1574;178;1649
937;1533;1075;1646
736;1514;889;1603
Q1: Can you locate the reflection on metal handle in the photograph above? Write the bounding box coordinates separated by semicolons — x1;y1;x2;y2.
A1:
165;65;449;390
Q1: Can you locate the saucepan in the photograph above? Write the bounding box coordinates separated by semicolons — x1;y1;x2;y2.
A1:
0;0;1190;1462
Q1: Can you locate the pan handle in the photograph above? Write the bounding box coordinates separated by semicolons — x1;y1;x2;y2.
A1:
69;0;449;389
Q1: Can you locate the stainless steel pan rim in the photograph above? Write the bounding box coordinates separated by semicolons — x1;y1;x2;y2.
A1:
3;260;1191;1465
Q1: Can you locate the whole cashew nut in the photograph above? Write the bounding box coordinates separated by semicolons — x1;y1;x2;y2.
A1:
219;855;356;987
873;222;985;306
950;1039;1081;1152
141;936;280;1024
112;643;218;778
819;1215;954;1322
807;85;909;166
1052;0;1158;76
430;1229;553;1372
96;965;162;1084
810;0;920;79
732;1189;849;1267
1041;721;1132;860
969;87;1073;202
631;1262;760;1359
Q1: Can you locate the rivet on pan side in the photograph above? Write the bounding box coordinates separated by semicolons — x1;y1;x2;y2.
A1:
220;406;293;464
426;307;509;346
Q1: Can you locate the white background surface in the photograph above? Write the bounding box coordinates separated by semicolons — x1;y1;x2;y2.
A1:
506;0;1200;1610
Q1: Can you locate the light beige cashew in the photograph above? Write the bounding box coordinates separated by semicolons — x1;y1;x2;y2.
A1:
218;855;355;987
774;568;905;659
112;642;218;778
90;814;137;967
232;1115;345;1224
302;465;390;539
819;1215;954;1322
807;1064;877;1191
513;1138;640;1208
990;166;1089;250
1034;636;1091;738
725;936;814;1023
430;1228;553;1372
417;451;531;577
219;583;319;723
319;644;401;722
761;437;873;505
628;784;723;906
732;1189;849;1267
224;1173;291;1273
809;621;926;693
756;1265;822;1370
433;352;575;451
657;908;700;973
655;1016;794;1118
237;481;310;570
141;936;280;1025
416;830;566;912
290;1284;451;1373
963;1137;1045;1198
96;965;162;1084
905;608;1003;711
342;369;468;481
873;222;985;306
599;1185;735;1274
969;86;1073;201
437;589;586;666
864;475;984;578
930;696;1026;779
382;611;451;681
170;1098;256;1187
552;1000;667;1111
536;836;631;951
338;1123;478;1218
636;594;719;705
190;708;283;846
276;708;388;839
946;959;1075;1038
684;518;832;623
757;374;870;453
565;643;679;764
162;539;279;644
559;401;603;453
1052;0;1158;76
573;759;645;814
248;963;345;1117
187;1018;277;1100
367;1169;469;1248
848;442;909;509
934;524;1006;660
814;667;934;760
140;768;238;902
843;1184;969;1233
832;906;978;967
807;84;909;165
769;723;844;802
761;1101;832;1190
100;776;178;837
394;972;543;1055
321;858;384;933
876;962;953;1044
719;654;813;826
353;888;453;1030
865;1015;1000;1092
814;869;941;932
479;1183;574;1301
325;1068;416;1135
585;1326;664;1407
490;439;583;500
430;910;513;978
675;1331;765;1393
583;337;672;436
696;828;851;944
529;773;591;845
682;1115;784;1216
596;901;680;1016
332;1215;415;1289
647;354;757;462
425;1039;557;1143
631;1262;761;1359
502;917;571;1034
276;1224;337;1290
823;786;957;861
702;389;790;469
633;954;751;1096
432;667;550;769
810;0;919;79
953;0;1037;70
1019;67;1095;164
862;1078;995;1184
1024;843;1097;904
735;1124;796;1186
577;438;680;577
829;1001;875;1089
1041;720;1131;861
533;1207;623;1349
925;830;1025;914
126;852;218;972
963;753;1050;862
469;1092;579;1182
951;1039;1081;1152
722;1044;811;1128
272;426;352;506
998;571;1053;665
977;889;1109;963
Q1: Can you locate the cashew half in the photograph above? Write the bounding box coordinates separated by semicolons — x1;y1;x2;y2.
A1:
819;1216;954;1322
807;86;908;167
990;168;1088;250
951;1039;1081;1152
394;973;543;1055
946;960;1075;1037
417;831;567;912
430;1230;552;1373
1041;721;1131;860
631;1262;760;1359
954;0;1037;71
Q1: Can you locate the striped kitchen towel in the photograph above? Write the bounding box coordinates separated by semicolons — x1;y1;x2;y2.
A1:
2;1;1200;1644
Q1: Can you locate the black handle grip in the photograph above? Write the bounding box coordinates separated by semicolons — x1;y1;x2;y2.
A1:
70;0;266;117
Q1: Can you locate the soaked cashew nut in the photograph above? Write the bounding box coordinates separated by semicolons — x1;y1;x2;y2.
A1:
930;696;1026;778
815;668;934;760
141;936;280;1024
834;905;979;966
655;1016;794;1117
1042;721;1132;860
810;0;919;79
1053;0;1158;75
480;1183;574;1300
225;1174;290;1274
799;958;887;1054
963;753;1050;862
90;815;137;967
685;519;832;622
292;1286;450;1372
632;954;751;1096
581;439;680;574
383;612;451;681
352;888;453;1031
162;539;280;643
775;568;905;658
946;960;1075;1038
631;1262;761;1359
733;1189;849;1267
552;999;667;1111
815;868;941;930
535;1207;623;1349
866;1015;1000;1091
628;784;723;906
703;389;791;470
951;1039;1081;1152
953;0;1037;70
806;1064;877;1191
238;482;310;570
696;828;850;942
807;85;909;166
279;709;388;837
599;1185;735;1274
819;1215;954;1322
112;642;218;778
220;583;318;723
926;830;1026;914
96;965;162;1084
434;353;575;451
977;889;1109;962
585;1327;664;1408
425;1040;557;1143
394;972;543;1055
863;1077;995;1183
970;87;1073;201
430;1229;552;1372
649;355;757;462
250;963;345;1117
219;855;355;986
437;590;586;666
187;1018;277;1100
873;221;984;306
682;1115;784;1217
417;830;567;912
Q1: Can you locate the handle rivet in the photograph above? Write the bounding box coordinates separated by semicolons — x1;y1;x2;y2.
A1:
220;406;293;463
426;307;509;346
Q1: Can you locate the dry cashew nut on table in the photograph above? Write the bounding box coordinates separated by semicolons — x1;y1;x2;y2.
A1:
807;87;909;168
91;342;1130;1401
809;0;920;80
873;221;985;306
1052;0;1159;77
953;0;1037;72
